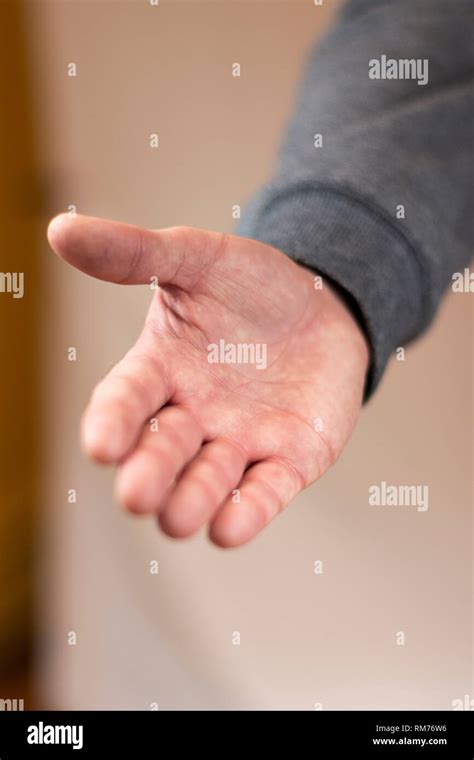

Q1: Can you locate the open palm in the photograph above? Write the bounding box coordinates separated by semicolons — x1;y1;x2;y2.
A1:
48;214;368;547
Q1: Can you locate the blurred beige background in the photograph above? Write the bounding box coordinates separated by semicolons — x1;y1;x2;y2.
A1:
23;0;472;709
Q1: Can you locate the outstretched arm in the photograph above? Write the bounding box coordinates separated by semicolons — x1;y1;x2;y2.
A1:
237;0;473;395
47;0;472;547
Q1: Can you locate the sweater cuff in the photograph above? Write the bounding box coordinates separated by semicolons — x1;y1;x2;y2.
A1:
235;186;427;399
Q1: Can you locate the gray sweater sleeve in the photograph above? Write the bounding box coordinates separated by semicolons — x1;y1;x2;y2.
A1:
235;0;473;398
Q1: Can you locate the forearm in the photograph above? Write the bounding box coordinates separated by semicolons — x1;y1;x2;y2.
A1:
236;0;474;396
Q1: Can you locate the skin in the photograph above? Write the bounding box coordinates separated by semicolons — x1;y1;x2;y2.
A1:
47;213;369;548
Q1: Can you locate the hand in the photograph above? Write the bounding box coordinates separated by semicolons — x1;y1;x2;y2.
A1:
47;214;369;547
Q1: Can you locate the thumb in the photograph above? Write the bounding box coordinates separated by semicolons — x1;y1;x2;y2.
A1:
47;213;227;289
